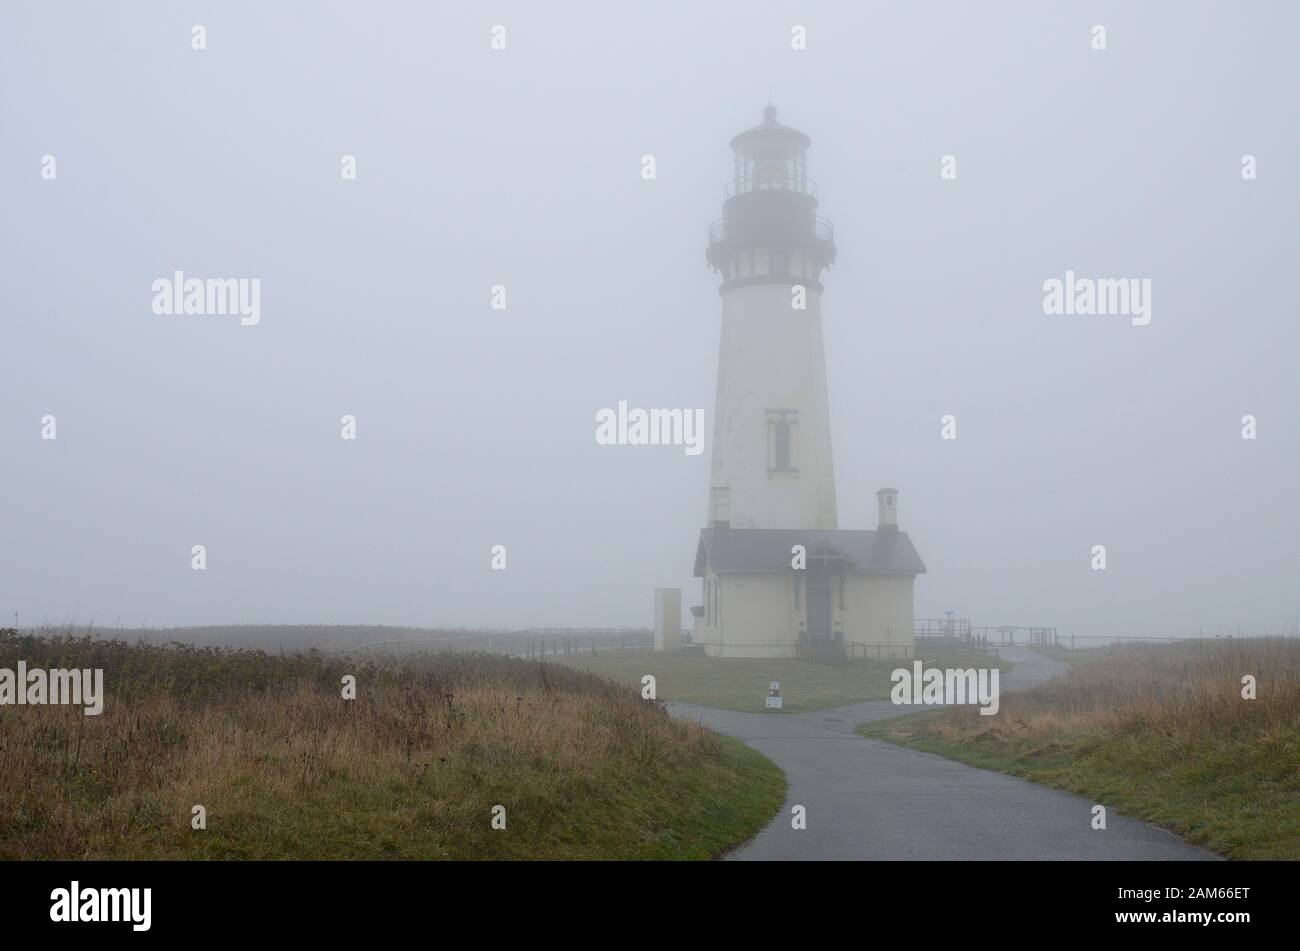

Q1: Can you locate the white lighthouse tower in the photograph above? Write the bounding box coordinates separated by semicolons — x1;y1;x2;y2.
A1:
704;105;838;531
692;107;926;659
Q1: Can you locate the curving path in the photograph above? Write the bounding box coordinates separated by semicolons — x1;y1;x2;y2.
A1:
670;647;1218;860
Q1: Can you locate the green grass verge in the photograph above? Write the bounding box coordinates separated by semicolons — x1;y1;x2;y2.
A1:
1;630;785;860
858;639;1300;859
551;648;1011;714
113;733;784;861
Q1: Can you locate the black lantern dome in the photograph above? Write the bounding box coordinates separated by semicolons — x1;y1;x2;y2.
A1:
706;106;836;292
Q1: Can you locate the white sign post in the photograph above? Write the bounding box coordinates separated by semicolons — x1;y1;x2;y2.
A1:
765;680;783;710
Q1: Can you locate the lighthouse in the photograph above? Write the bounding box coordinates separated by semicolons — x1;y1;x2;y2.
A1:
693;107;927;659
704;105;838;532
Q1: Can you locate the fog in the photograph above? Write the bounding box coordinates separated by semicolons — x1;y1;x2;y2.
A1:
2;1;1296;638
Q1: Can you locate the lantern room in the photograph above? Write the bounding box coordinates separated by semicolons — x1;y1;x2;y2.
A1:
706;105;836;290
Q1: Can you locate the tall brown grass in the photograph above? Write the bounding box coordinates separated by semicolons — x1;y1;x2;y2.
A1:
0;628;757;860
930;638;1300;748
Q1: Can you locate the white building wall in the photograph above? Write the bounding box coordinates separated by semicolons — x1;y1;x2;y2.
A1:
697;572;798;659
842;575;916;660
694;566;917;661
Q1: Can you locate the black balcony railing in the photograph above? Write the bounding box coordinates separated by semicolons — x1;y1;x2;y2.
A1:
708;215;834;246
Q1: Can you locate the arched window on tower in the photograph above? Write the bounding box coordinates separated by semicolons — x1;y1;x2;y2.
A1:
767;409;799;473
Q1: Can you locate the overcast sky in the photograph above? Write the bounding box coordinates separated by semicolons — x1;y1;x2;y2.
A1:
2;1;1296;637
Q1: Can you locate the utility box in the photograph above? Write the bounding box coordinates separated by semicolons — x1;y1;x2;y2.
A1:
654;588;682;651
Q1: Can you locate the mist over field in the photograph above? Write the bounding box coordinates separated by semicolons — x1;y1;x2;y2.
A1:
2;1;1297;640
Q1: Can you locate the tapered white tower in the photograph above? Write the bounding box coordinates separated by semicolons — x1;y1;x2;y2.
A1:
705;106;838;531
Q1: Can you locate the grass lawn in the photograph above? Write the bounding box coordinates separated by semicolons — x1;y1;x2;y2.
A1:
551;647;1011;714
859;638;1300;859
0;629;784;860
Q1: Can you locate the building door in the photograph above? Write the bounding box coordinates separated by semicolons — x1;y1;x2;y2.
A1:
806;569;833;641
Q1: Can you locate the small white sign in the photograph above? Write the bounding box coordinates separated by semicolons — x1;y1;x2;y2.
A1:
765;695;783;710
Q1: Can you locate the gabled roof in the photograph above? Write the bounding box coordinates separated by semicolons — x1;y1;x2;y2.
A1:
694;528;927;578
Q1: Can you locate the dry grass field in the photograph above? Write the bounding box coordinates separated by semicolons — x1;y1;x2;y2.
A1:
0;628;783;860
860;637;1300;859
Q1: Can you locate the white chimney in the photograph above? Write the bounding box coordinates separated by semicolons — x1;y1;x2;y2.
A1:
877;488;898;532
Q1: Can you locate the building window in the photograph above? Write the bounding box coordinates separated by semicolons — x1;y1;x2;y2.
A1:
766;409;798;473
710;486;730;527
775;416;791;464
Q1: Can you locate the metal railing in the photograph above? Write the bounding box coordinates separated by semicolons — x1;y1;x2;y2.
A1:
915;619;1058;647
845;642;917;663
707;215;834;246
330;627;653;657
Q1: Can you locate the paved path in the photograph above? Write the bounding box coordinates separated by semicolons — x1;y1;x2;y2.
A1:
670;647;1218;860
